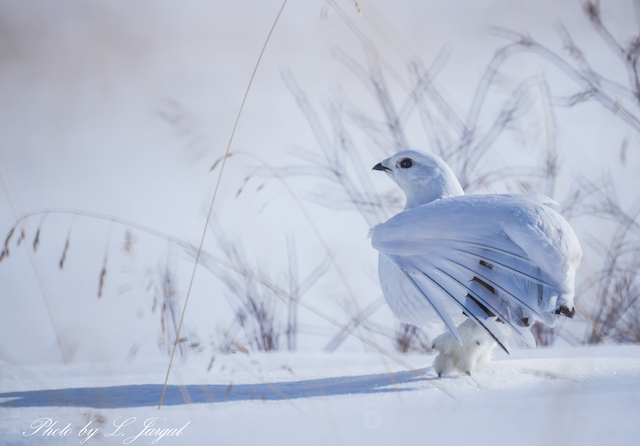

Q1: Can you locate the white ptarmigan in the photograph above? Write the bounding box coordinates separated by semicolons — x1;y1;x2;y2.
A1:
370;150;582;376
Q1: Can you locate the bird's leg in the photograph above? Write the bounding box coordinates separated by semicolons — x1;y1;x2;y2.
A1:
432;318;497;377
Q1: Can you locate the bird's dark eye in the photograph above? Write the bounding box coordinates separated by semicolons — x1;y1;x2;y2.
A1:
399;158;413;169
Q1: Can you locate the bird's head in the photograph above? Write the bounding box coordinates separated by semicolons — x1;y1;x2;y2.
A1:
373;150;464;209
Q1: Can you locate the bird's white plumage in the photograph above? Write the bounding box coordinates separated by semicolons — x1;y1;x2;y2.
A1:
371;150;582;375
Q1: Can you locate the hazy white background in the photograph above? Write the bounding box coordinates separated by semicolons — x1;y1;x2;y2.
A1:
1;0;638;365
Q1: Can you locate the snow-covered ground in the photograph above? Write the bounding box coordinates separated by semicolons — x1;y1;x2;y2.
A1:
2;345;640;445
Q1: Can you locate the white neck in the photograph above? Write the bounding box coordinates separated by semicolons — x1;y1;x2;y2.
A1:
403;172;464;210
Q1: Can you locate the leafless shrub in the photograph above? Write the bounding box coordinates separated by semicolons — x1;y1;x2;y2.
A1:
575;183;640;344
282;67;402;228
530;321;556;347
211;235;281;353
283;232;331;350
281;40;567;216
153;254;204;359
493;2;640;135
202;220;329;353
394;324;433;354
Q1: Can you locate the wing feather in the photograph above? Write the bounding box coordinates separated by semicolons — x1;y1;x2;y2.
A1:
394;264;462;344
452;245;556;288
433;264;537;348
424;266;512;353
447;257;554;325
372;194;580;345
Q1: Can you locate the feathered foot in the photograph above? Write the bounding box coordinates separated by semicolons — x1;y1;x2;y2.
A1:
432;319;497;377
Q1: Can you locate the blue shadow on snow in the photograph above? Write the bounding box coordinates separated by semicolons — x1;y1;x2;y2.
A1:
0;369;432;409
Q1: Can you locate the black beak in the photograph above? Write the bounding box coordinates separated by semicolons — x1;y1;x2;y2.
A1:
372;163;391;172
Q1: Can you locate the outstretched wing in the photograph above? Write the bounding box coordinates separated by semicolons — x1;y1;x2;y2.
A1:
371;194;582;353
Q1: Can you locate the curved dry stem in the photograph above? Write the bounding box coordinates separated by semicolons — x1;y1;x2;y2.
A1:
160;0;289;409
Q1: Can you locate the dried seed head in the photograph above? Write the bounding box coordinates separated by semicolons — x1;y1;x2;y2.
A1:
122;230;136;255
210;153;233;172
2;227;15;259
16;229;25;246
97;265;107;298
59;239;70;269
33;228;41;252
